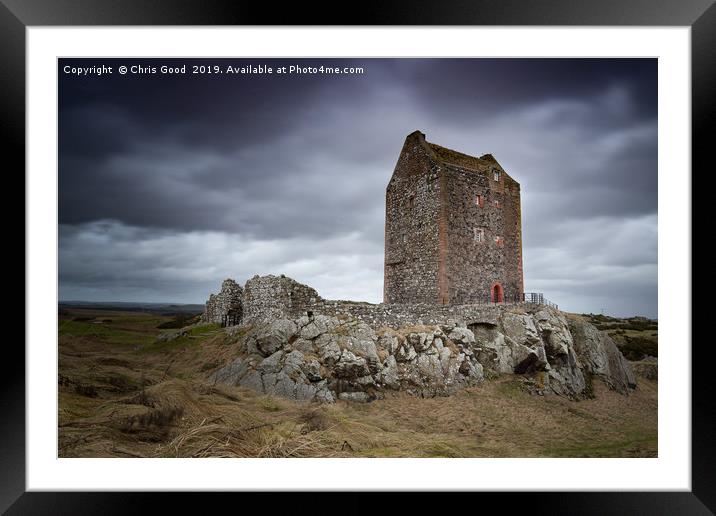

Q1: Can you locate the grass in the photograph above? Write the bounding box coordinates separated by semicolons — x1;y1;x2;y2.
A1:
58;307;658;458
577;313;658;361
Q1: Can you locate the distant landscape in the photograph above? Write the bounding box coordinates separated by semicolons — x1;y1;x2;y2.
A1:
59;301;205;315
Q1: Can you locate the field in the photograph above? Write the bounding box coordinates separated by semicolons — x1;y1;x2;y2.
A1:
58;308;657;458
580;313;658;361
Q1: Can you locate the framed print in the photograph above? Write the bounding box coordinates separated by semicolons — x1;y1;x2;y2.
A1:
5;0;712;512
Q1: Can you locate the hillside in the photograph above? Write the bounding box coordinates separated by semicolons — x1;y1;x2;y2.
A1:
58;307;657;458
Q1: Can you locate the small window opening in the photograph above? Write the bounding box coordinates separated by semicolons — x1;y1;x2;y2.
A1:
476;195;484;208
493;199;500;208
493;169;501;181
474;228;485;243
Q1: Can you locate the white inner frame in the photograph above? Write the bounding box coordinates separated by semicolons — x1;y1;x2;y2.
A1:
27;26;690;491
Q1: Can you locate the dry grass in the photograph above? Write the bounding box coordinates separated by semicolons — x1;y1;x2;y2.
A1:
58;308;657;458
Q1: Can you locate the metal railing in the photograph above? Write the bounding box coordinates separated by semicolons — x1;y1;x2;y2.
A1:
454;292;558;309
519;292;558;309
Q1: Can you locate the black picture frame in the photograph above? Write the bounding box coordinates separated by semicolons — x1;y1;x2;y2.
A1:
4;0;710;512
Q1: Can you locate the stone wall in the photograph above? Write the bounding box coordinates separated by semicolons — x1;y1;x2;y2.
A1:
204;274;542;329
202;279;243;326
241;274;322;323
383;130;441;304
444;161;523;303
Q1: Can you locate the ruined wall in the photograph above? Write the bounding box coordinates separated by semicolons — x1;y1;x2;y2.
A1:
384;131;441;304
204;274;542;330
242;274;323;323
201;279;243;326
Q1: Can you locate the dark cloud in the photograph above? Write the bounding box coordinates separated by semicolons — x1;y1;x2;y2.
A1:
59;58;657;317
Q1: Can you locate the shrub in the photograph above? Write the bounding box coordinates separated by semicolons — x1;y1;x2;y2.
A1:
619;336;658;361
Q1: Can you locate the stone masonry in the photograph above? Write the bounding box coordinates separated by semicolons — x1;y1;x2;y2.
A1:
203;273;542;330
202;279;243;326
384;131;524;305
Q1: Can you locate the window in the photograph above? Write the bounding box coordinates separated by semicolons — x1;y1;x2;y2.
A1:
493;169;500;181
408;196;414;208
401;233;407;243
476;194;484;208
474;228;485;243
493;199;500;208
495;236;504;247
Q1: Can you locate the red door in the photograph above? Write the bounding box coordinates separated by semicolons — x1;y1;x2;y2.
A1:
491;283;503;303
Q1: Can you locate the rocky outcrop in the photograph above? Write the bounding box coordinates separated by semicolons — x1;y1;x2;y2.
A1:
567;316;637;394
209;306;637;403
210;315;484;402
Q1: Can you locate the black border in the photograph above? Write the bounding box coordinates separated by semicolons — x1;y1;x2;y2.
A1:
5;0;711;513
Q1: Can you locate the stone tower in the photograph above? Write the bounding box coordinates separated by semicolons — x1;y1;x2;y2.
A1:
384;130;524;305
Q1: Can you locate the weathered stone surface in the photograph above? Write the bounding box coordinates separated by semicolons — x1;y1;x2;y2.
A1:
383;131;524;305
254;318;297;357
568;316;637;394
298;314;339;340
502;312;541;347
447;326;475;347
202;278;243;326
207;289;636;402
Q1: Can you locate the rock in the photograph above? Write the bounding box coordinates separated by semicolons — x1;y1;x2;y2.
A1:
378;334;400;354
338;392;370;403
409;332;434;352
477;333;536;374
545;347;586;398
210;357;249;385
303;358;323;382
416;354;443;382
155;328;188;343
447;327;475;346
631;357;658;380
258;350;285;373
283;350;306;375
315;335;342;365
292;338;315;353
208;301;636;404
501;312;541;347
334;350;371;379
395;343;417;362
298;315;339;340
239;370;264;392
254;318;297;357
533;309;571;356
568;317;637;394
379;355;400;389
458;357;484;381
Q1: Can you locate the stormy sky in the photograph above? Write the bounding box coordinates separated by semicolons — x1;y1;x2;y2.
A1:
58;58;657;318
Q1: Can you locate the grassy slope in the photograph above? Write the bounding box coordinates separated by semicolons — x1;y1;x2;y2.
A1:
58;309;657;458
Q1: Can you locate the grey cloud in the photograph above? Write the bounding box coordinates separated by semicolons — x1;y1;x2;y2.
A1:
58;58;657;317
